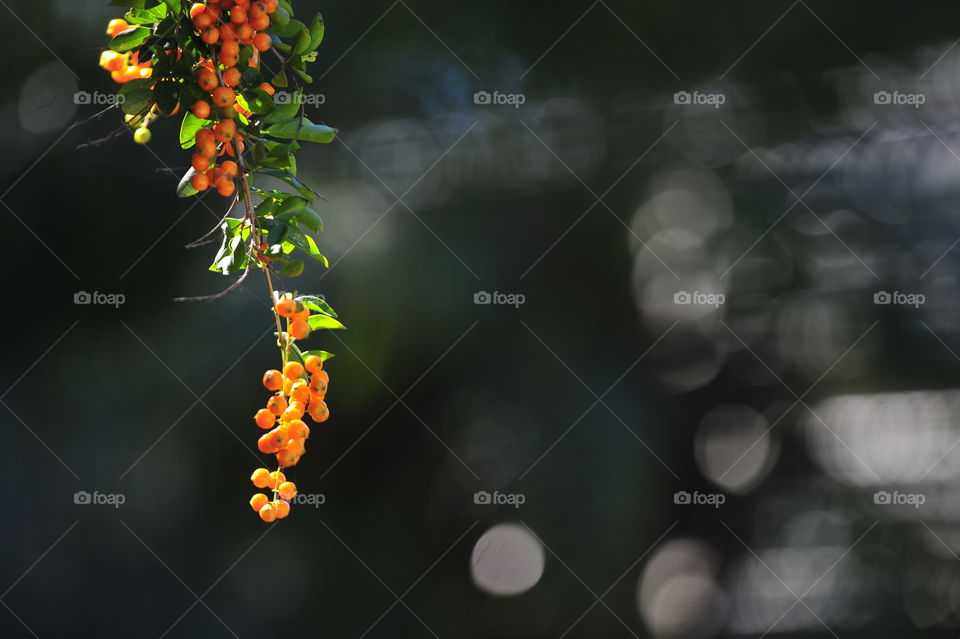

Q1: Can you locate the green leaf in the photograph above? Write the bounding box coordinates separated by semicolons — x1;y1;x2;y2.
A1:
118;78;154;115
300;349;335;362
307;13;325;52
265;118;337;144
177;167;199;197
109;26;151;52
307;314;346;330
179;112;213;149
254;168;314;201
210;219;249;275
262;100;299;124
153;79;179;116
296;295;337;318
125;3;167;24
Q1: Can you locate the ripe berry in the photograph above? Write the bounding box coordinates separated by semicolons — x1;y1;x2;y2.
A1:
221;40;240;58
309;400;329;423
275;500;291;518
266;394;287;416
304;355;323;374
231;6;247;23
258;82;276;96
251;468;272;488
254;408;275;430
263;369;283;391
201;25;220;44
107;19;129;37
192;100;211;119
216;177;236;197
282;404;305;422
290;382;309;403
198;69;218;92
220;161;239;177
269;470;286;485
192;172;211;191
310;370;329;394
259;502;278;522
283;361;304;380
222;67;241;87
253;32;272;50
212;87;236;109
275;296;297;318
278;481;297;500
287;419;309;440
191;154;211;172
250;493;269;511
276;448;300;467
214;118;236;142
257;430;283;454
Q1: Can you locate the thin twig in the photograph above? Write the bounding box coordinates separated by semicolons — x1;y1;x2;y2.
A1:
173;259;251;302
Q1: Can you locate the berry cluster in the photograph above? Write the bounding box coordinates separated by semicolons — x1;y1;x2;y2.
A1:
249;294;331;521
186;0;279;197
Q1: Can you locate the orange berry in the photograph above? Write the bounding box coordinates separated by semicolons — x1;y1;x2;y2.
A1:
192;100;211;119
289;320;310;341
212;87;236;109
259;502;277;522
269;470;286;485
285;437;306;456
309;400;329;423
191;172;210;191
290;382;310;403
214;118;236;142
190;3;208;20
253;30;272;49
250;492;269;511
250;1;268;17
282;404;304;422
191;153;211;172
250;468;272;488
201;25;220;44
254;408;275;430
276;448;300;467
287;419;310;440
220;160;238;177
282;378;294;396
257;430;283;454
198;68;218;92
266;394;287;416
264;0;278;13
220;23;238;41
231;6;247;23
283;361;304;380
236;23;253;43
275;296;296;317
263;369;283;391
222;67;241;87
275;500;291;518
304;355;323;374
107;19;129;37
310;370;329;394
278;481;296;500
221;40;240;58
216;177;235;197
258;82;276;96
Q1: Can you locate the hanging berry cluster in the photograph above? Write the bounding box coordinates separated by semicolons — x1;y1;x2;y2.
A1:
97;0;344;522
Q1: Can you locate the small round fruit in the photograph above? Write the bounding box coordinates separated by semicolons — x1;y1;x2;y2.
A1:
276;448;300;467
288;419;310;440
304;355;323;374
107;19;129;37
250;493;269;511
197;68;218;92
222;67;241;87
254;408;276;430
212;87;236;109
266;394;288;416
214;118;236;142
192;100;211;119
251;468;272;488
133;127;151;144
263;369;283;391
278;481;297;500
253;32;272;51
283;361;305;380
289;320;310;341
282;260;305;277
259;502;278;522
269;470;286;485
216;177;235;197
309;400;329;423
191;153;211;172
275;296;297;317
191;172;210;191
290;382;310;403
275;500;291;518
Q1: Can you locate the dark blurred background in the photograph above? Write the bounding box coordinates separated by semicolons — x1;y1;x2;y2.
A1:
4;0;960;636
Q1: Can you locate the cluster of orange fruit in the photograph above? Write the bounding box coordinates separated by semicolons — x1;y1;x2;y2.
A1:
249;468;296;521
98;20;153;83
187;0;278;197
